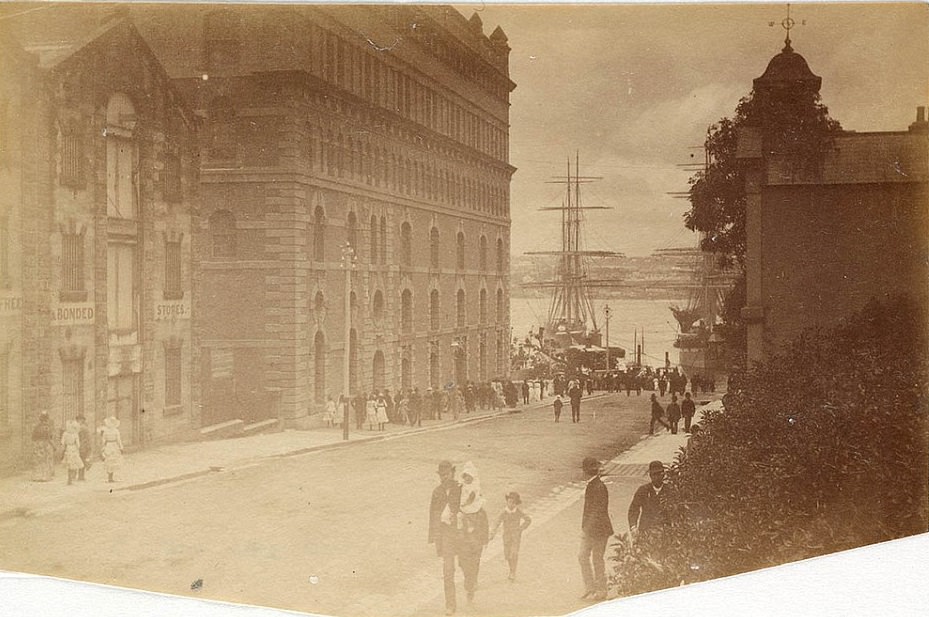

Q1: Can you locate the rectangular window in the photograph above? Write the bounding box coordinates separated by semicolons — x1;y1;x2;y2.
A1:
107;242;136;332
61;358;84;423
60;131;83;187
60;231;86;301
164;239;183;300
164;152;182;202
165;346;182;408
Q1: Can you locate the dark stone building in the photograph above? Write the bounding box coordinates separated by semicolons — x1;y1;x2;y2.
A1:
738;39;929;362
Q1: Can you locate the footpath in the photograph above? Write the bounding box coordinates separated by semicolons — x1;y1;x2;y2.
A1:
405;396;722;617
0;393;620;522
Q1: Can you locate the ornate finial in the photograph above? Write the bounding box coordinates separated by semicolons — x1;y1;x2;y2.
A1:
768;3;806;51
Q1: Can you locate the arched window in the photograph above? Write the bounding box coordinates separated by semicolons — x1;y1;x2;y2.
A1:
456;289;466;328
430;227;440;269
379;216;387;264
210;210;236;258
348;328;358;395
313;206;325;262
372;290;384;321
479;289;487;325
401;289;413;333
369;214;378;264
314;331;326;403
400;221;412;267
496;237;505;273
430;289;440;331
456;231;465;270
350;290;358;325
346;211;357;251
479;334;487;381
479;235;488;271
314;291;325;317
372;350;385;393
106;93;137;219
496;289;504;323
429;348;440;390
401;354;411;390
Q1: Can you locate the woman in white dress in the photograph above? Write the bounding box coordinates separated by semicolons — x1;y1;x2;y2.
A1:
98;416;124;483
530;380;541;402
375;394;389;431
60;420;84;485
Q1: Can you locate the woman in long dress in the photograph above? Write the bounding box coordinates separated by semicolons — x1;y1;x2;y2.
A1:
60;420;84;485
99;416;124;483
375;394;389;431
31;412;55;482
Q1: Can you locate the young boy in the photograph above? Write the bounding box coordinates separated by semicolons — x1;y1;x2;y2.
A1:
491;491;532;581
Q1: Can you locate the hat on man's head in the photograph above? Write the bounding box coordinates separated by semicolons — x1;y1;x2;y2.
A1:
437;460;455;474
581;456;601;473
648;460;665;473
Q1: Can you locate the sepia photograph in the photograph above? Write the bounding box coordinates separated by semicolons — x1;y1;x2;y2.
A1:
0;1;927;616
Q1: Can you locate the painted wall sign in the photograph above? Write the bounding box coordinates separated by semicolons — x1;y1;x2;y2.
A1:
0;296;23;314
155;299;191;320
49;302;95;324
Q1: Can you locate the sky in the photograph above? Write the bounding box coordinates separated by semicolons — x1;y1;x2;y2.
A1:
452;1;929;257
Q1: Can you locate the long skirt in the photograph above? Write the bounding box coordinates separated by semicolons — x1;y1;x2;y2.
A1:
102;441;123;473
31;442;55;481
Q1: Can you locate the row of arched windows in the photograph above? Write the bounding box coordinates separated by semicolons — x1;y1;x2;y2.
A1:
209;208;508;277
312;331;387;403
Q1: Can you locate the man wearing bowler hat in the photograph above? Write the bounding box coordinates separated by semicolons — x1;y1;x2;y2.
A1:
628;460;671;538
429;460;462;615
578;456;613;601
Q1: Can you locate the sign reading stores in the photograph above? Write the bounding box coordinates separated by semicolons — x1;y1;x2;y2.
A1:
50;303;95;325
155;299;191;321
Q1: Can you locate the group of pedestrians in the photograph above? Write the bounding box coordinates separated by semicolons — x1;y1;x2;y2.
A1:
649;391;697;435
429;459;532;615
31;412;124;485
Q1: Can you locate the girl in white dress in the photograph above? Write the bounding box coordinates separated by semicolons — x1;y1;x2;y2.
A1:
98;416;124;483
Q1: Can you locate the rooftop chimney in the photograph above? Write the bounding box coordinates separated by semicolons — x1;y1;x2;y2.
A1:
910;106;928;133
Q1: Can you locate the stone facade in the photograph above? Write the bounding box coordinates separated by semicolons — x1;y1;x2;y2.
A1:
0;21;200;470
135;5;515;426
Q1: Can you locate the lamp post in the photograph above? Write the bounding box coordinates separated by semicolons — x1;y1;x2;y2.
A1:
603;304;611;373
340;241;356;441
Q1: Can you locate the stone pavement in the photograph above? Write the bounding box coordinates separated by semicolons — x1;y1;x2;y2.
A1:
0;394;620;522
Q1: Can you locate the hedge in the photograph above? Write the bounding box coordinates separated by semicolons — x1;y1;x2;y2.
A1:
610;295;929;596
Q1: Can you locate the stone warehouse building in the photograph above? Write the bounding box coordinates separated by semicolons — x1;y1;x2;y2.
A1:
5;4;516;436
0;20;201;470
142;4;515;427
738;39;929;363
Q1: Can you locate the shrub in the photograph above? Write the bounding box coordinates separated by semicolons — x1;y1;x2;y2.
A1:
610;295;929;597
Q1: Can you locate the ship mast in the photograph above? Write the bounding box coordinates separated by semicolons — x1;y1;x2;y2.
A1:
524;153;621;344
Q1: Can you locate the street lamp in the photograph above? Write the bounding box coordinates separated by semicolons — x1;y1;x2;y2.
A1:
340;241;356;441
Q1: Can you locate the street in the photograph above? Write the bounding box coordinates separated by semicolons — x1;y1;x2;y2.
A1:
0;392;654;617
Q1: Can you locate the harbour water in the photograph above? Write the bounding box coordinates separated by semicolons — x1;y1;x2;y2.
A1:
510;295;682;368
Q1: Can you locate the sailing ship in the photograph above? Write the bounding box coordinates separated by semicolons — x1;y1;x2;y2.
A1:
520;154;623;357
670;245;733;377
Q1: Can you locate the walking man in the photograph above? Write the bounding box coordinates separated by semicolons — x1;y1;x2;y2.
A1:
667;394;681;435
578;457;613;601
681;391;696;432
649;393;670;435
429;460;462;615
628;460;671;539
568;380;583;423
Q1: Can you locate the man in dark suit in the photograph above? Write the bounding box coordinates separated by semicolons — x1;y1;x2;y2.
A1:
628;460;671;538
429;460;462;615
568;380;583;423
578;456;613;601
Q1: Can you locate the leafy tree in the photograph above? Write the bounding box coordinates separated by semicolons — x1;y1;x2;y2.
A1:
684;88;841;267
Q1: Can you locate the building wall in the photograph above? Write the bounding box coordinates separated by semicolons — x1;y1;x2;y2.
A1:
0;24;201;470
757;181;929;353
0;41;42;470
156;6;515;426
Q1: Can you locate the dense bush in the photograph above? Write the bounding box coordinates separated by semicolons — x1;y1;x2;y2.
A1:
610;296;929;596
